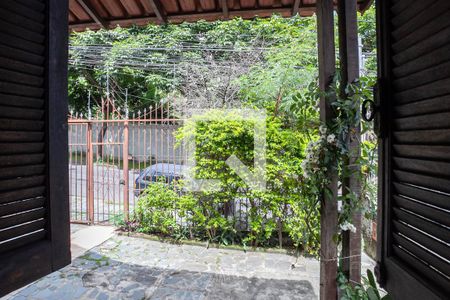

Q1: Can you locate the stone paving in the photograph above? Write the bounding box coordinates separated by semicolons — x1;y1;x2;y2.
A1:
4;234;321;300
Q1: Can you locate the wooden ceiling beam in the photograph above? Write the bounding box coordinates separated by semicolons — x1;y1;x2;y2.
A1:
292;0;301;16
145;0;167;24
75;0;108;29
69;7;317;31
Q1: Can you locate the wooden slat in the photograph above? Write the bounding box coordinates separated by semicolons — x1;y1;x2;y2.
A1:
0;94;44;109
0;230;46;255
391;0;435;29
394;129;450;145
0;33;44;57
14;0;45;12
392;10;450;54
0;0;45;23
391;0;416;16
0;208;45;230
0;119;45;131
393;195;450;228
0;143;44;155
0;81;44;98
0;197;45;217
69;11;77;23
70;0;92;21
0;8;45;34
0;219;46;242
393;182;450;210
392;43;450;79
394;170;450;194
393;60;450;92
0;44;44;66
393;232;450;276
394;95;450;118
0;68;44;87
0;57;44;76
0;131;44;143
393;26;450;67
0;106;44;120
394;78;450;105
101;0;126;17
0;175;45;193
392;245;450;294
393;220;449;261
0;187;45;206
393;145;450;162
74;0;107;28
118;0;143;16
393;207;449;243
392;1;450;42
393;157;450;178
0;151;45;166
0;20;45;45
145;0;168;23
394;112;450;131
0;165;45;180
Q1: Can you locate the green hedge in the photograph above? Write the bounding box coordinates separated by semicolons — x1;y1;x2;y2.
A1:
132;111;320;253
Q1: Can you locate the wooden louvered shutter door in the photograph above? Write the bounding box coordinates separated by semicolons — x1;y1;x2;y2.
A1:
0;0;70;297
377;0;450;299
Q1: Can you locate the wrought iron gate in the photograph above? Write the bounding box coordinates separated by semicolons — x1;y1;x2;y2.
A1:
68;104;182;224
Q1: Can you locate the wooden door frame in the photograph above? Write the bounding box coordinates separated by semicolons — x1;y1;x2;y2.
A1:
0;0;71;296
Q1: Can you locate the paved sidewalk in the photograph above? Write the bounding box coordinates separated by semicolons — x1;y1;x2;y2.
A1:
3;233;319;300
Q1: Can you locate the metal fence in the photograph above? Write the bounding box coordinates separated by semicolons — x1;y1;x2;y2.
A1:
68;103;183;224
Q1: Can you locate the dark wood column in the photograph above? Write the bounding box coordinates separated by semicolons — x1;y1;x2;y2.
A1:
338;0;362;284
317;0;338;299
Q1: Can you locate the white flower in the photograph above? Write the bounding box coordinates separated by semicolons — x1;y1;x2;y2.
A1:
340;221;357;233
327;134;336;144
319;125;327;134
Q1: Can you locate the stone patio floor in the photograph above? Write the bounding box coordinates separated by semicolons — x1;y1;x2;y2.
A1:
2;225;375;300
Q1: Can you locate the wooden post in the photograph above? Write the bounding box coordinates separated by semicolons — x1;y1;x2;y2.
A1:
338;0;361;284
317;0;338;299
87;122;95;224
123;121;130;220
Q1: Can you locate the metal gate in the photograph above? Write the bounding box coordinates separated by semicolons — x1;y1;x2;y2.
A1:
68;103;182;224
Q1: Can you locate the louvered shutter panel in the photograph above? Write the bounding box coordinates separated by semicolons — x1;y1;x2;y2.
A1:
0;0;70;297
377;0;450;299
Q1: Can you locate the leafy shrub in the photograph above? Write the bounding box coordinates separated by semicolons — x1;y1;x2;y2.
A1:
130;110;323;253
338;270;391;300
174;110;317;250
135;179;180;235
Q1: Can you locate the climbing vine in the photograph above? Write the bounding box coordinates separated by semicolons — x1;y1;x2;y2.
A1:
301;73;367;236
300;74;386;299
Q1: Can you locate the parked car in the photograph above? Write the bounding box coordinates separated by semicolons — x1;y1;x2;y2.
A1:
134;163;185;196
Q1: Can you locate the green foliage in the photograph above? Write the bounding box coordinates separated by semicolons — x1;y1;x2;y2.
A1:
358;6;376;53
135;178;180;235
177;110;312;248
69;15;319;115
131;112;320;251
338;270;391;300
